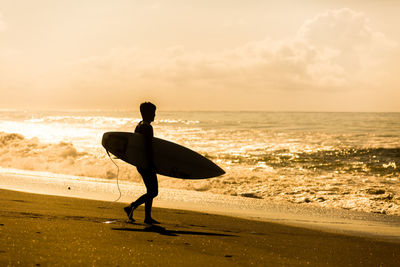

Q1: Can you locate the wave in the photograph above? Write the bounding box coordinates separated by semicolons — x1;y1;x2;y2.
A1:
218;147;400;177
1;131;398;181
0;132;141;182
0;131;399;215
23;115;200;128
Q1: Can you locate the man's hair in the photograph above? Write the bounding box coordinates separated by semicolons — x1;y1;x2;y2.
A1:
140;102;156;118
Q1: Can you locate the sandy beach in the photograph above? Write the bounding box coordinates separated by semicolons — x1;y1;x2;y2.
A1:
1;189;399;266
2;0;400;265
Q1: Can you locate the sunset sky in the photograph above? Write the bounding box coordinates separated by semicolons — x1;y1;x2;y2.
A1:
0;0;399;111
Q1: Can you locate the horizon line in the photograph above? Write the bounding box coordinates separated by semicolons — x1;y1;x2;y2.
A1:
0;108;399;113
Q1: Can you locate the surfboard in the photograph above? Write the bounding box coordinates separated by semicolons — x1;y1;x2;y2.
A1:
102;132;225;179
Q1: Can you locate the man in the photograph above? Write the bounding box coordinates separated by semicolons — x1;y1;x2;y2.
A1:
124;102;159;224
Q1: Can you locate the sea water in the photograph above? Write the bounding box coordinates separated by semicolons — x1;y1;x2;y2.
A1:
0;110;399;215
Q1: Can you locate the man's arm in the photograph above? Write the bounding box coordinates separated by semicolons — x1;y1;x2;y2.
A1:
143;125;155;170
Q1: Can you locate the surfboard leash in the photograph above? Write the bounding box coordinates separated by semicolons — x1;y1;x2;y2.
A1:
106;149;122;203
97;150;123;224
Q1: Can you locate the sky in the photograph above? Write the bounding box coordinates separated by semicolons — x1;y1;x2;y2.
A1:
0;0;399;111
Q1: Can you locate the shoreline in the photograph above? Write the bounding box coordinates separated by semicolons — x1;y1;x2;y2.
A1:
1;169;399;243
1;188;400;266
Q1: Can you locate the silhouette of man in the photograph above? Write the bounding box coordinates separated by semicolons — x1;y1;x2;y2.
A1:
124;102;160;225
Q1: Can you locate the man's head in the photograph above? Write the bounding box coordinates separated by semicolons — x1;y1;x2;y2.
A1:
140;102;156;122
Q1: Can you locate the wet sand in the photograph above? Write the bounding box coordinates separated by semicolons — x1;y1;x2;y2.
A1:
1;189;399;266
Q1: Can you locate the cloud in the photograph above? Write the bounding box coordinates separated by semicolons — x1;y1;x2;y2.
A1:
2;8;398;110
296;8;397;88
66;8;396;98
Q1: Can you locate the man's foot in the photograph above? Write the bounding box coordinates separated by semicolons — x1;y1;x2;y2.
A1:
144;218;161;225
124;206;134;221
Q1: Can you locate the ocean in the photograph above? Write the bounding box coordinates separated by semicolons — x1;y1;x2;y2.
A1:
0;110;399;215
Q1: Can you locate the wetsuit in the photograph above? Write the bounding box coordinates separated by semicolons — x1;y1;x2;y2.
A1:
134;121;158;204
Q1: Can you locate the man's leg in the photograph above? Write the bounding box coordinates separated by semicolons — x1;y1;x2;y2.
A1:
124;193;147;221
143;171;159;224
124;169;150;220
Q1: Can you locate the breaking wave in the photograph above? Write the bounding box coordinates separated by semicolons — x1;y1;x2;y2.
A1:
0;132;141;182
0;110;399;216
